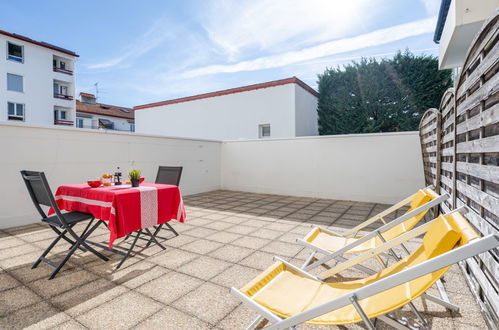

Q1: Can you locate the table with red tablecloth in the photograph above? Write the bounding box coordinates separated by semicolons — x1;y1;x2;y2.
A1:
50;183;186;248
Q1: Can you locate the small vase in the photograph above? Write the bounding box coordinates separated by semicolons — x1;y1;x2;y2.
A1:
131;178;140;187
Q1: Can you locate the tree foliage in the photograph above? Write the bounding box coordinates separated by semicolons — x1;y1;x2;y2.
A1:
317;50;452;135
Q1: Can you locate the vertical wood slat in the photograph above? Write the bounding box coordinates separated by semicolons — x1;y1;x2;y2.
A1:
419;12;499;329
419;108;441;195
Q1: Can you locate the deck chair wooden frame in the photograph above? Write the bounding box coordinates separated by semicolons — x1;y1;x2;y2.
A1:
298;188;449;274
20;170;109;279
231;208;498;330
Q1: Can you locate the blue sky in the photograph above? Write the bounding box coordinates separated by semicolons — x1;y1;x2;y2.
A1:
0;0;441;107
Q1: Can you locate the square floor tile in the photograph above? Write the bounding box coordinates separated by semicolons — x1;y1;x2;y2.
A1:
239;251;276;271
76;291;162;329
217;304;261;330
260;241;302;258
249;228;283;240
231;236;270;250
134;306;211;330
136;271;203;304
28;269;98;298
0;301;70;330
51;279;129;316
210;264;261;288
178;256;231;280
148;249;198;269
206;231;242;244
0;286;42;315
208;245;253;263
181;239;223;254
172;282;239;324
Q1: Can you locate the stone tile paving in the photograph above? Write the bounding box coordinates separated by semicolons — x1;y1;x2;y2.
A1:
0;190;487;329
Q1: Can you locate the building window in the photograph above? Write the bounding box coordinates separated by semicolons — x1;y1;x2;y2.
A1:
130;123;135;132
8;102;24;121
7;73;23;92
60;111;66;120
76;118;83;128
7;42;23;63
259;124;271;138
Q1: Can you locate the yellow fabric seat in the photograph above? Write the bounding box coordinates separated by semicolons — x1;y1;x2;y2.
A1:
240;212;478;325
304;188;437;254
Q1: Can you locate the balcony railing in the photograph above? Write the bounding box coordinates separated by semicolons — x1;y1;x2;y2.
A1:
54;93;73;100
53;67;73;75
54;119;74;126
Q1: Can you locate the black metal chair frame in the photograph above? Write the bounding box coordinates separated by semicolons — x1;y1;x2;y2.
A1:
121;166;183;264
20;170;109;279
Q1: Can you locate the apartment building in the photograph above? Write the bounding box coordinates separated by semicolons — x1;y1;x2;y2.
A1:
76;93;134;132
0;30;78;126
134;77;318;140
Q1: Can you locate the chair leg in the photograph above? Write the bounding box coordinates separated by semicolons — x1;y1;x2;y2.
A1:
48;240;81;280
115;230;142;269
301;251;316;269
32;228;68;269
50;226;87;252
165;222;179;236
145;228;166;250
246;315;264;330
78;221;109;262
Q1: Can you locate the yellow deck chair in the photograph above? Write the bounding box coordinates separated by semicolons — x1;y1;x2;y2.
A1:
232;209;499;330
298;187;449;273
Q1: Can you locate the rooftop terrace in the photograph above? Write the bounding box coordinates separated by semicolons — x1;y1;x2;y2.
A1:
0;191;487;329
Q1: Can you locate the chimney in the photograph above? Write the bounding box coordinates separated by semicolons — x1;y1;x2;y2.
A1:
79;92;96;105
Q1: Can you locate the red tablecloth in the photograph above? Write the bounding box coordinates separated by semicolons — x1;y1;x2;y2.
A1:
50;183;186;248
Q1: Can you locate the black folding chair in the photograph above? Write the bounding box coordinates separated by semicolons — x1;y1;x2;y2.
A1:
125;166;183;249
152;166;183;240
20;170;108;279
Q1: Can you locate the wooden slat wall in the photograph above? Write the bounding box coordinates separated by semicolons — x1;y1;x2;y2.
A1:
439;89;456;213
419;12;499;328
419;108;441;193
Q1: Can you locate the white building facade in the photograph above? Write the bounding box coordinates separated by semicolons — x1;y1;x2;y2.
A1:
0;30;77;127
434;0;498;70
134;77;318;140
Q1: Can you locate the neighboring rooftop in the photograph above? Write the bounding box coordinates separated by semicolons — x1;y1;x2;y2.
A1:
0;29;78;57
76;98;134;120
134;77;318;110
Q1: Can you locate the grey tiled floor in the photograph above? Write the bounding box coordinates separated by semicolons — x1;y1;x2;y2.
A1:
0;190;488;329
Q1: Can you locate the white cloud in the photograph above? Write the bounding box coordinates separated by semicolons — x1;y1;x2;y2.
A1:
420;0;441;16
182;17;437;78
86;18;176;70
201;0;381;60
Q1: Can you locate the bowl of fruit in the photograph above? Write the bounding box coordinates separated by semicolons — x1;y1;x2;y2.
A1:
101;174;113;186
87;180;102;188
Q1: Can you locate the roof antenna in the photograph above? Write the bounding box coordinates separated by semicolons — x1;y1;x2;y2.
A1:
94;82;99;102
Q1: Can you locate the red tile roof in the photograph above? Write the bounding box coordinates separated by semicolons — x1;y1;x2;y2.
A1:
133;77;318;110
79;92;95;98
0;30;78;57
76;100;134;120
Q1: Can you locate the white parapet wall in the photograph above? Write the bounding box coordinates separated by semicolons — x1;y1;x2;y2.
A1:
0;122;221;228
221;132;425;204
0;123;425;228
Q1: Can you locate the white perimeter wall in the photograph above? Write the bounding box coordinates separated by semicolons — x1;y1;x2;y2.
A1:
221;132;424;204
136;84;297;140
0;122;221;228
0;123;425;228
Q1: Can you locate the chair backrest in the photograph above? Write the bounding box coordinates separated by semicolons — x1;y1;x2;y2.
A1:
381;189;435;241
20;170;57;218
155;166;183;186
